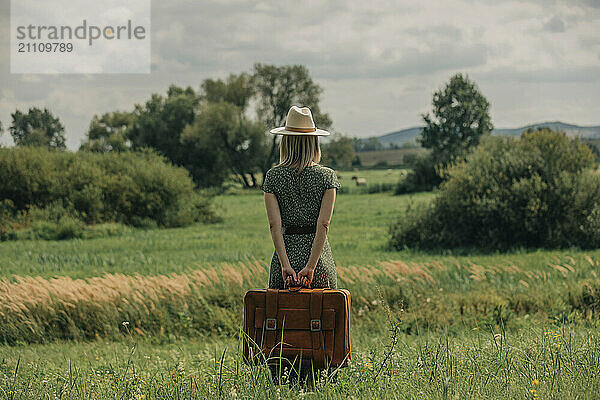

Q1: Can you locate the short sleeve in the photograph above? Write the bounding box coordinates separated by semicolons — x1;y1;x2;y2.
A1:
325;169;341;190
261;169;275;193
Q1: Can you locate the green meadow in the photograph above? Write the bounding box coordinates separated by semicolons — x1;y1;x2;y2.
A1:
0;183;426;279
1;174;600;398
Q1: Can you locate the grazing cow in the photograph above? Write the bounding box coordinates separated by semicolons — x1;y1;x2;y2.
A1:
351;176;367;186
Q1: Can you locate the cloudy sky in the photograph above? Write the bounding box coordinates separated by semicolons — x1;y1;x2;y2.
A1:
1;0;599;149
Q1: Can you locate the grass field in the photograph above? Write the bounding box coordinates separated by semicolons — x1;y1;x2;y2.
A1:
354;148;427;167
227;168;407;194
0;190;429;279
1;170;600;398
2;324;600;399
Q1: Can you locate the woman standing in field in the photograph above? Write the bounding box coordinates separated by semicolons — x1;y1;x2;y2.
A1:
261;105;341;290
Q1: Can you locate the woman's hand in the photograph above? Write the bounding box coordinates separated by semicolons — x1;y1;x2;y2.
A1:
297;265;315;288
281;264;298;288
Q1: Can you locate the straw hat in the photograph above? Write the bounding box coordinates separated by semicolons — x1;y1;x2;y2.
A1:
269;105;330;136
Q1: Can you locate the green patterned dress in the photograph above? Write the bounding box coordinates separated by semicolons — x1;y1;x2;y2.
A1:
261;163;341;289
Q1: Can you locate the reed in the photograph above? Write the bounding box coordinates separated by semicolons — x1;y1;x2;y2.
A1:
1;255;599;344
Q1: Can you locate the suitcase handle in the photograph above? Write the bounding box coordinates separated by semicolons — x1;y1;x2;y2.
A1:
286;285;332;292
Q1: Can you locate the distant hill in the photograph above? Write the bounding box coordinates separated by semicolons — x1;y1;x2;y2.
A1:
377;126;424;147
366;121;600;148
493;121;600;138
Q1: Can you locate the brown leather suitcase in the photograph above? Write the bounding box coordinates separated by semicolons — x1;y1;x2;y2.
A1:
243;287;351;370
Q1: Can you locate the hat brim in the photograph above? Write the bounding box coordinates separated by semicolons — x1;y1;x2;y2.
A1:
269;127;330;136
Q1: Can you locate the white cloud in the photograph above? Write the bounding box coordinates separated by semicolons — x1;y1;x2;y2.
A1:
543;16;566;32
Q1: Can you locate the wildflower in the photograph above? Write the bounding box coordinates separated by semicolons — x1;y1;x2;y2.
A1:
532;379;540;386
122;321;130;326
42;379;48;384
530;389;536;394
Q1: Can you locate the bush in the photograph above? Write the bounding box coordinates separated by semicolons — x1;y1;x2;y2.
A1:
0;200;18;238
390;128;600;251
81;223;132;239
0;147;221;239
395;152;442;194
387;201;442;250
163;190;223;227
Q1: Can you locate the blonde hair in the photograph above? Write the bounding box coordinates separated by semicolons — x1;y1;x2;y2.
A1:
275;135;321;190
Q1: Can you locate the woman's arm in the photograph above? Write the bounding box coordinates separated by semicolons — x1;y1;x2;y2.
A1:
297;188;336;287
264;192;298;286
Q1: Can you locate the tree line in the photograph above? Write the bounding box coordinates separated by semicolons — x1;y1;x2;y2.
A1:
0;64;362;188
2;69;495;190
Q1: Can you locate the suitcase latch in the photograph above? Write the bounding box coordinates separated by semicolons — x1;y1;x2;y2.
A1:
310;319;321;332
265;318;277;331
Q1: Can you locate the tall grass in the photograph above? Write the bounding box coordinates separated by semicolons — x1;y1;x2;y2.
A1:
0;322;599;399
2;255;599;345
